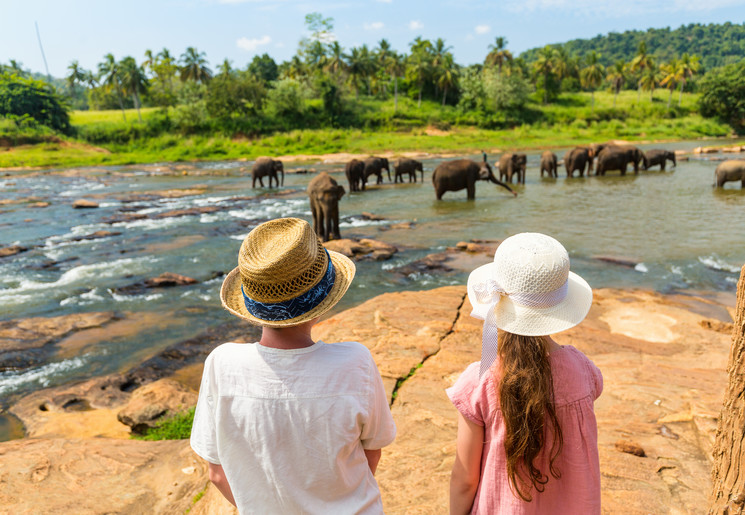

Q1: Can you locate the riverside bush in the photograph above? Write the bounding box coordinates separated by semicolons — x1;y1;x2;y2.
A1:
133;407;195;441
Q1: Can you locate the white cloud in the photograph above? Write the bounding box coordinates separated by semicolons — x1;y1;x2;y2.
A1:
408;20;424;31
475;24;490;35
364;21;385;31
236;36;272;52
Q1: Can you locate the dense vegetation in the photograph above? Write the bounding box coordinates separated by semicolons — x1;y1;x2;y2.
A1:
520;22;745;71
0;16;743;168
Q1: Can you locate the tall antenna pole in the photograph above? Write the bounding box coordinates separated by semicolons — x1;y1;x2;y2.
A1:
35;21;52;83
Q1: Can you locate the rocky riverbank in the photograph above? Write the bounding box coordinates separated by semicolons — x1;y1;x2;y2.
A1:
0;283;735;514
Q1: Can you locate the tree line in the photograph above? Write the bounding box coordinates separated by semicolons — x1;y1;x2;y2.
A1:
1;15;744;138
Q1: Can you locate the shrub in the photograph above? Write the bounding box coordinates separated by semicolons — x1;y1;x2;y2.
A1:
133;407;195;441
698;60;745;132
0;73;71;133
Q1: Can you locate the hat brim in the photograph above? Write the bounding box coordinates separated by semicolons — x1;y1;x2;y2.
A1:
467;262;593;336
220;249;356;327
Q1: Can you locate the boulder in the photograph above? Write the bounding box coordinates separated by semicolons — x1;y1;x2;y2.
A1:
0;245;28;258
117;379;198;434
615;440;646;457
144;272;199;288
70;230;121;242
360;212;386;221
72;199;99;209
323;238;398;261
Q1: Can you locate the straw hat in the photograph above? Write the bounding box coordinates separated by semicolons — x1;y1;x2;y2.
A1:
467;232;592;337
220;218;355;327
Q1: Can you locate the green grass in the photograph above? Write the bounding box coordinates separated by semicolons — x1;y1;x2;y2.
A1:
132;407;195;441
0;90;737;170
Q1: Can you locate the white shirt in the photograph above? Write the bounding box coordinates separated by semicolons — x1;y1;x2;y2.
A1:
190;340;396;514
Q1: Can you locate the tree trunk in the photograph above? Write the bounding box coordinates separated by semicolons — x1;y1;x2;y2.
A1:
418;85;422;108
134;93;143;123
394;75;398;112
667;89;672;109
613;90;617;108
709;265;745;514
637;82;641;103
115;83;127;121
442;87;447;107
591;90;595;112
679;79;686;107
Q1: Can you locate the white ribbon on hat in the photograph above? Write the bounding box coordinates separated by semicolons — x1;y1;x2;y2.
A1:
472;278;569;377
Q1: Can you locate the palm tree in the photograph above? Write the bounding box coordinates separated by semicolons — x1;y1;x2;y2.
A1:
179;47;212;83
345;46;367;98
389;51;405;112
66;60;87;99
532;46;557;104
407;37;433;107
677;53;700;106
431;38;453;98
374;39;393;95
143;49;156;76
660;59;682;108
485;36;513;75
580;51;604;111
606;60;627;107
7;59;26;77
325;41;346;77
98;53;127;121
119;56;148;122
639;58;661;101
630;41;653;102
217;58;233;78
436;53;457;106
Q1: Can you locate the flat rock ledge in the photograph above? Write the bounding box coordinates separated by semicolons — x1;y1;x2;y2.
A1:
0;286;735;514
323;238;398;261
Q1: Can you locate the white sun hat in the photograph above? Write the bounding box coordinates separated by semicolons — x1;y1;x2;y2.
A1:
467;232;593;375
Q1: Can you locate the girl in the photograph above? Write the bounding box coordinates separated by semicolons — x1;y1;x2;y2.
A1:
448;232;602;514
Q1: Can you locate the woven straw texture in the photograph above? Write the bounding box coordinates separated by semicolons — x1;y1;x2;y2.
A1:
220;218;355;327
468;233;592;336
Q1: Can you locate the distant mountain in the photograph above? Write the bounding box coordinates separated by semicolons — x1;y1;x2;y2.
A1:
519;22;745;71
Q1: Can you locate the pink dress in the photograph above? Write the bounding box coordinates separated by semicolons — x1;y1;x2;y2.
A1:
447;345;602;514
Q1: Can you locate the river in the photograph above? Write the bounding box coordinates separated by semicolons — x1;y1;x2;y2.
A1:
1;140;744;439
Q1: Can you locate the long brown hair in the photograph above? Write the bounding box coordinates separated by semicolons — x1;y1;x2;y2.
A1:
496;331;563;502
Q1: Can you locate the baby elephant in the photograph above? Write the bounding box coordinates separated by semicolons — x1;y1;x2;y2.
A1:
307;172;345;241
394;158;424;183
714;160;745;188
540;151;558;178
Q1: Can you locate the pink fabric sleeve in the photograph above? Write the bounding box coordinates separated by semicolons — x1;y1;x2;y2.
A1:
446;362;485;426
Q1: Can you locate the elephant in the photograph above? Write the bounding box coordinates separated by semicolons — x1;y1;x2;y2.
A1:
540;151;558;178
605;145;647;174
564;147;593;177
363;157;391;185
499;153;527;184
645;149;676;171
251;157;284;188
595;146;634;176
432;156;517;200
344;159;365;192
714;160;745;188
307;172;345;241
394;158;424;183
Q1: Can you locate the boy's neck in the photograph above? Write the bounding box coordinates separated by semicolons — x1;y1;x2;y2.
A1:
259;318;318;350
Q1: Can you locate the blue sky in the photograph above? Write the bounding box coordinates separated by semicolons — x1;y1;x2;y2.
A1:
3;0;745;78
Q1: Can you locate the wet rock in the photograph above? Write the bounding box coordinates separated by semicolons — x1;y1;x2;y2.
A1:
103;212;148;224
615;440;646;457
323;238;397;261
361;212;386;221
144;273;199;288
30;201;50;208
386;222;416;230
593;255;639;268
0;245;28;258
699;319;734;334
693;146;719;154
153;206;219;219
721;146;744;153
454;239;500;255
72;199;99;209
29;256;78;271
0;312;119;372
70;230;121;242
117;379;198;434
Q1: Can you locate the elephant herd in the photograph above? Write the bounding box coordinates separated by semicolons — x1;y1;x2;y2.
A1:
250;145;742;242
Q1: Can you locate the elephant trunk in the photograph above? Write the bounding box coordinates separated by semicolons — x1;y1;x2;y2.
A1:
489;174;518;197
671;153;677;167
281;168;285;186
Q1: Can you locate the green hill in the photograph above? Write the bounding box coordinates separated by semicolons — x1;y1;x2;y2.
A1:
520;22;745;70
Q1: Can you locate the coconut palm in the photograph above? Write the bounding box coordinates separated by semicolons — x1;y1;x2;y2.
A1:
389;51;405;112
677;53;700;106
639;58;661;101
119;56;148;122
606;60;627;107
345;46;368;98
532;46;557;104
580;51;604;111
66;60;87;98
7;59;26;77
630;41;653;102
660;59;682;108
217;58;233;78
436;53;457;106
485;36;513;75
98;53;127;120
325;41;346;77
143;49;156;76
179;47;212;83
431;38;453;98
407;37;433;107
374;39;393;95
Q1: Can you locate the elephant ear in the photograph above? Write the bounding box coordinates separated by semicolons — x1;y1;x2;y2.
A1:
337;185;346;199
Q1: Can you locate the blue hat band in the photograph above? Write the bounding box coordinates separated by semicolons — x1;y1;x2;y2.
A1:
241;250;336;322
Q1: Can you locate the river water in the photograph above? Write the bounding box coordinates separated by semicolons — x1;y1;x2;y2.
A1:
1;140;744;438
